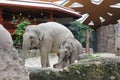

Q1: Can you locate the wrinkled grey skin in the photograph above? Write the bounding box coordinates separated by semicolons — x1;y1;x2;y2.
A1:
0;24;13;50
53;38;83;68
22;22;74;67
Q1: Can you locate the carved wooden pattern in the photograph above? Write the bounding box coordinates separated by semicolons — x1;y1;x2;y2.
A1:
64;0;120;29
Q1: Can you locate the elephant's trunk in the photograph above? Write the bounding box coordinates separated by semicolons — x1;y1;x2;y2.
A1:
21;36;31;64
53;54;65;68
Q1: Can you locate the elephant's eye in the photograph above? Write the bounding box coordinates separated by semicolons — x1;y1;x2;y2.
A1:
65;50;68;53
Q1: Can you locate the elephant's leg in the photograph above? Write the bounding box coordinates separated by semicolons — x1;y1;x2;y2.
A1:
39;46;50;67
69;53;76;64
46;55;50;67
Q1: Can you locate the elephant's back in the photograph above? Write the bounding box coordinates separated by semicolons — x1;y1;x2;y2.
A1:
38;22;68;30
38;22;74;52
38;22;74;38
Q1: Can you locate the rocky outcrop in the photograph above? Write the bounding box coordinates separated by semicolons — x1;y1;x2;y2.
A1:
0;24;29;80
29;57;120;80
0;48;29;80
0;24;13;49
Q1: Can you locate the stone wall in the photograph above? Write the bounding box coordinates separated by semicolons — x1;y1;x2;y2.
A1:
97;23;119;53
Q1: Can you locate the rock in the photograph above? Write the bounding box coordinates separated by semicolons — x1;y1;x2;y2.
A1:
0;24;29;80
0;48;29;80
28;57;120;80
78;53;89;60
0;24;13;49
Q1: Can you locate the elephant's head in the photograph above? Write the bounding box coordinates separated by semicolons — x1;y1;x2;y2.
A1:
59;41;74;56
23;25;44;49
21;25;44;63
53;42;74;68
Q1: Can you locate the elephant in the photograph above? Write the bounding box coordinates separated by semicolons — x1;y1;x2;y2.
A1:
22;22;74;67
0;24;13;50
53;37;83;68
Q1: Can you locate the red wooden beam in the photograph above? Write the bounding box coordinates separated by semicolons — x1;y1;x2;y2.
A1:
49;12;53;21
0;8;2;24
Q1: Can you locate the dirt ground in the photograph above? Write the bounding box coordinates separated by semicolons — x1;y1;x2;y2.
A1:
25;53;116;68
25;54;58;68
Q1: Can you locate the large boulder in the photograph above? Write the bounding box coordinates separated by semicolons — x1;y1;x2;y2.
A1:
29;57;120;80
0;48;29;80
0;24;13;49
0;24;29;80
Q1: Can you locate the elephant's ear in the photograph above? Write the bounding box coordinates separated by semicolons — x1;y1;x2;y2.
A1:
70;43;74;48
67;43;74;53
39;30;44;40
59;41;65;48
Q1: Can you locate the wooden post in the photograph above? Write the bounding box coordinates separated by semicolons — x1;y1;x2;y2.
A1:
115;36;120;56
49;12;53;21
86;29;89;53
0;8;2;24
116;48;120;56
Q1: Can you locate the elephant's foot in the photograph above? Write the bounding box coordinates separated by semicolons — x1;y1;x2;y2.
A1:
41;61;50;67
53;64;57;68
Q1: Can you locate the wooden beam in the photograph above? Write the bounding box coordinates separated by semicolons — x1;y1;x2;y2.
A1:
49;12;53;21
116;48;120;56
0;8;2;24
64;0;74;7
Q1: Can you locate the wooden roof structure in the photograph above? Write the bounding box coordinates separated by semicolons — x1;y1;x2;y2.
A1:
38;0;120;29
0;0;82;34
0;0;81;19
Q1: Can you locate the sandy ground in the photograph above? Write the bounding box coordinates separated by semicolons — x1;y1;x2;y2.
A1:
25;54;58;68
25;53;116;68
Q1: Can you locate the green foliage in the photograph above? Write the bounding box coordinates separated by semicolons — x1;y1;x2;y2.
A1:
68;21;94;47
87;54;99;60
13;21;31;48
